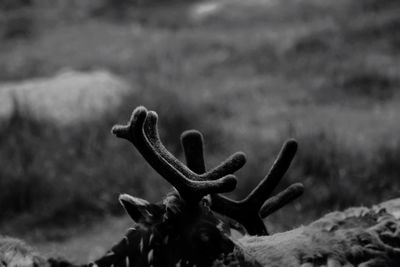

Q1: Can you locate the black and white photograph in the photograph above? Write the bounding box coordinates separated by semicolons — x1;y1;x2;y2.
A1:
1;0;400;266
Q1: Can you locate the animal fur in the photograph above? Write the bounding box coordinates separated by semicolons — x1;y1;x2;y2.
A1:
3;201;400;267
0;236;48;267
234;199;400;266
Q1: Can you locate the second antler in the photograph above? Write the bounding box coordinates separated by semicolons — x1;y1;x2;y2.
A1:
181;130;304;235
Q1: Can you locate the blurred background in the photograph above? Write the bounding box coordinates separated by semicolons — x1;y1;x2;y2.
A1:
1;0;400;262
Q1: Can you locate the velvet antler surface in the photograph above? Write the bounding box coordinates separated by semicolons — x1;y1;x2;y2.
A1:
111;106;244;203
180;130;304;235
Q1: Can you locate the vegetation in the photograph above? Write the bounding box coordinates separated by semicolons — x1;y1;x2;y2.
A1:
0;89;217;239
0;0;399;243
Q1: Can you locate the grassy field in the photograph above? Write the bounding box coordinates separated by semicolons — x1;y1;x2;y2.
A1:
0;0;400;259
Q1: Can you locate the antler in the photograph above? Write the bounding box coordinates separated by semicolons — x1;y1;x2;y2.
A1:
111;106;246;203
181;130;304;235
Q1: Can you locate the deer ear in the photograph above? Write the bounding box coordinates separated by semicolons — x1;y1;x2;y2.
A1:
119;194;155;222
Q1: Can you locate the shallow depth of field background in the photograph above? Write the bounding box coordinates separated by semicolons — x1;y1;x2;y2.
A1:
1;0;400;262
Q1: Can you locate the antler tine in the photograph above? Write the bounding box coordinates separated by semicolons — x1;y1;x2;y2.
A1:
180;130;206;174
243;139;298;207
180;130;247;179
111;106;237;202
180;131;303;235
143;111;246;184
260;182;304;218
210;139;303;235
179;130;266;234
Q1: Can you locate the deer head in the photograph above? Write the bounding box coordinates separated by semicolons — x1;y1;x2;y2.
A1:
82;106;302;267
131;106;303;235
108;106;248;267
5;106;400;267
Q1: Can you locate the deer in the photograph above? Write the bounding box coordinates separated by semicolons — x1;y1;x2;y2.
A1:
2;105;400;267
1;105;291;267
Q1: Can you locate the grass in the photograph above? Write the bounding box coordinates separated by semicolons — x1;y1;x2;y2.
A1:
0;0;400;244
0;89;221;240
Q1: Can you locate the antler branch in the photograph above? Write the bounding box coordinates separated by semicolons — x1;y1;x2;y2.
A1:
242;140;299;206
211;140;303;235
144;112;246;181
111;106;241;203
180;130;206;174
181;131;303;235
259;182;304;218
